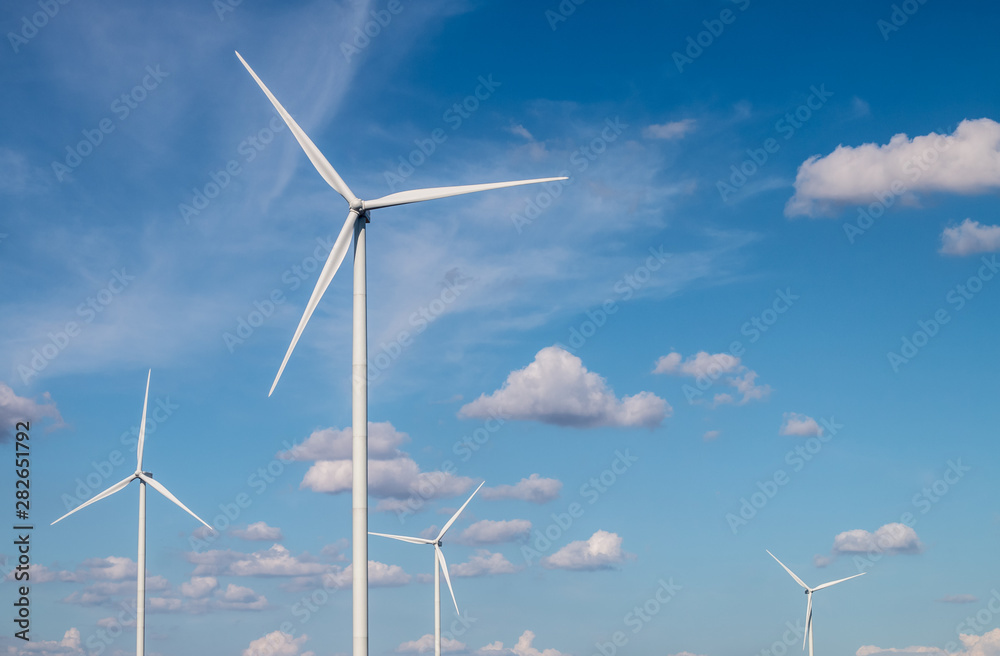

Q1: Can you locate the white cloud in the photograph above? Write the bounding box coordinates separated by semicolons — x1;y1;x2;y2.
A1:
786;118;1000;217
816;523;923;566
243;631;314;656
457;520;531;545
939;594;979;604
315;561;412;589
186;545;327;577
643;119;696;140
231;522;284;542
451;550;521;577
481;474;562;504
779;412;823;437
940;219;1000;256
653;351;770;405
216;583;268;611
0;628;85;655
301;456;475;500
460;346;669;429
542;530;632;571
703;430;720;442
180;576;218;599
0;383;64;441
281;421;409;461
857;629;1000;656
398;635;466;653
479;630;568;656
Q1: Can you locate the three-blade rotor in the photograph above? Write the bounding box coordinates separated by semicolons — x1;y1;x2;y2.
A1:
51;370;212;530
370;481;485;614
235;52;567;395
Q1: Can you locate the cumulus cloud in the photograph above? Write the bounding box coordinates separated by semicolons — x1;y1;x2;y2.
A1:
398;635;466;653
643;119;696;140
0;383;64;441
186;544;327;577
180;576;218;599
302;457;475;500
653;351;771;405
280;421;409;461
457;520;531;545
475;630;568;656
940;219;1000;256
816;523;923;566
786;118;1000;217
779;412;823;437
242;631;314;656
460;347;669;429
312;561;411;589
857;628;1000;656
0;628;85;655
451;550;521;577
481;475;562;504
231;522;284;542
542;530;632;571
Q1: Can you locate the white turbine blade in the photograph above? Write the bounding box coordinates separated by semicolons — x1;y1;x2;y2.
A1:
436;481;485;541
269;210;359;396
803;593;813;650
364;177;568;211
369;531;434;545
136;369;151;471
436;546;460;615
766;550;810;590
139;474;212;530
235;51;357;204
812;572;865;591
51;474;136;525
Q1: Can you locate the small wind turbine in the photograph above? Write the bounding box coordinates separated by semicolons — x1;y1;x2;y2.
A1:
371;481;484;656
236;51;564;656
766;550;864;656
52;371;212;656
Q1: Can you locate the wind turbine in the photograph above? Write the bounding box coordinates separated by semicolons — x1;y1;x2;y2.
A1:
371;481;484;656
52;371;212;656
766;550;864;656
235;51;564;656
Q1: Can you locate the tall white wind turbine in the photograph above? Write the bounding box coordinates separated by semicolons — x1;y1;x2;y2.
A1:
52;371;212;656
766;550;864;656
236;51;565;656
371;481;484;656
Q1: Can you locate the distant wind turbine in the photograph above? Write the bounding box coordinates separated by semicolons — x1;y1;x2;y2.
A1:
52;371;212;656
236;51;564;656
371;481;484;656
766;550;864;656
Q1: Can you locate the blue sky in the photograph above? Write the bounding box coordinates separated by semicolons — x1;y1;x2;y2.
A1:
2;0;1000;655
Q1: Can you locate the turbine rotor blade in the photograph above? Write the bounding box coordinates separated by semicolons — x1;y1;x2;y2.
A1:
51;474;136;525
269;210;359;396
437;481;485;541
804;592;813;650
235;51;357;204
436;545;460;615
369;531;435;545
139;474;212;530
812;572;865;591
136;369;151;472
766;550;810;590
363;177;569;211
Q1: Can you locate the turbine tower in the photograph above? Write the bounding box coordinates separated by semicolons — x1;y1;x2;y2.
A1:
52;370;212;656
236;51;565;656
371;482;484;656
766;550;865;656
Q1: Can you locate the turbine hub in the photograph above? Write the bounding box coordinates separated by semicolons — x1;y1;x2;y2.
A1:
350;198;364;212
